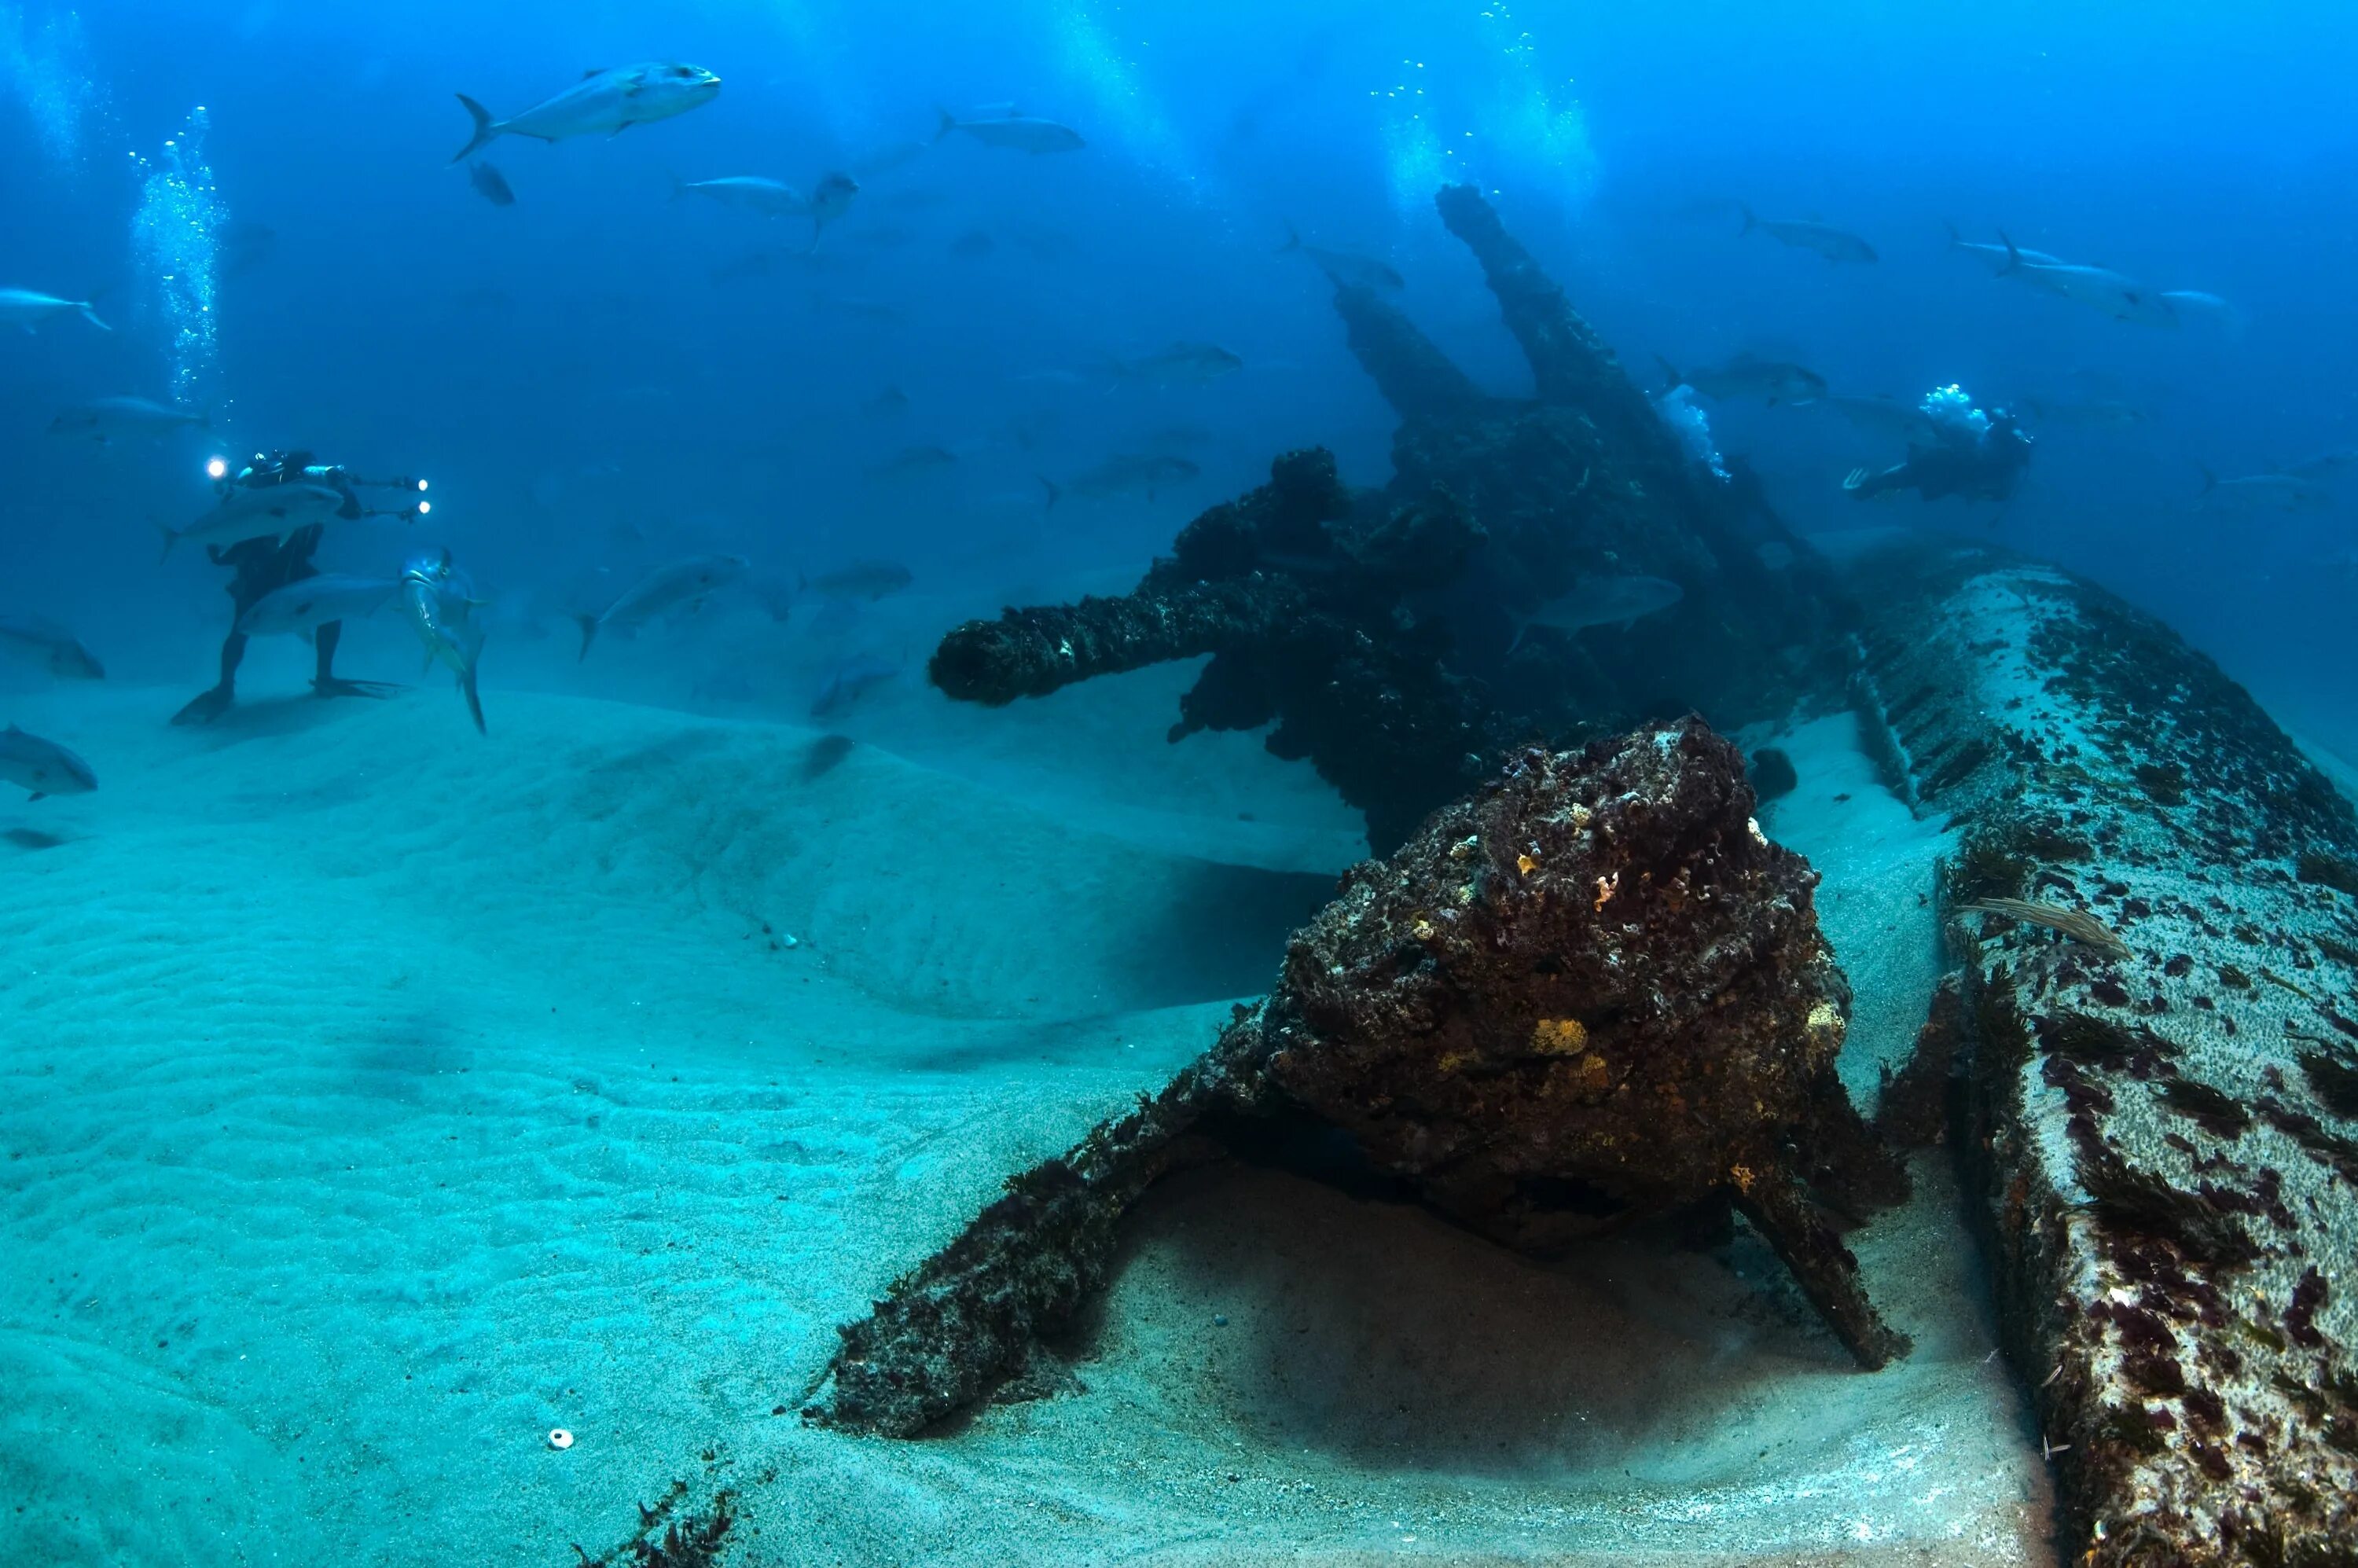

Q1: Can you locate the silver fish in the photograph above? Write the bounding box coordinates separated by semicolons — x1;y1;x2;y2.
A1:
2196;469;2332;512
160;480;351;560
0;288;108;332
803;561;913;601
1109;342;1243;387
1279;228;1404;291
50;396;209;442
1739;207;1876;264
1828;393;1941;445
2017;394;2150;429
1997;237;2177;327
866;444;958;480
1042;453;1203;508
402;551;489;734
0;618;105;680
1945;224;2059;272
0;723;96;800
236;575;400;640
1511;575;1684;648
2161;289;2242;334
452;63;721;162
673;172;860;242
573;554;747;659
934;107;1084;154
468;160;516;207
1660;353;1827;406
2286;447;2358;482
810;654;901;718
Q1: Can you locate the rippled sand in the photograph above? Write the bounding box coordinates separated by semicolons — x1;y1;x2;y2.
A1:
2;679;2050;1564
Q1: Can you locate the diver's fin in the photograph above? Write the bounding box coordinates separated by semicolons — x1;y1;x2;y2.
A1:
572;612;599;662
452;94;501;164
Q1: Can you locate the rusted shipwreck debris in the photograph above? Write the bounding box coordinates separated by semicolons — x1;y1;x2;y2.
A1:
811;718;1910;1437
931;185;1845;853
1853;541;2358;1564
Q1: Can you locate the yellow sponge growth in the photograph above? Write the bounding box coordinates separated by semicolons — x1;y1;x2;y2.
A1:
1532;1016;1589;1054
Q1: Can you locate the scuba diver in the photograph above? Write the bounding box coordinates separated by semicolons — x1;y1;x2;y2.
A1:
1842;384;2033;505
171;450;430;725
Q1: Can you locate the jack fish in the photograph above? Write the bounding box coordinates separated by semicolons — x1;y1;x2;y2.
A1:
236;575;400;640
1998;236;2177;327
934;107;1084;154
573;554;747;659
1510;575;1684;649
0;724;96;800
160;481;352;561
0;618;105;680
50;396;208;442
1739;206;1876;264
0;288;108;332
452;63;721;162
402;550;489;734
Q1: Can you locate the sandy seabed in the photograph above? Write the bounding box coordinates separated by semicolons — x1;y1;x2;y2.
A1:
2;660;2054;1565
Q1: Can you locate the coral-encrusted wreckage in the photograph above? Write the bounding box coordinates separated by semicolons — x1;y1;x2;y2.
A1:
932;184;1842;852
1849;547;2358;1564
813;718;1907;1437
801;185;2356;1566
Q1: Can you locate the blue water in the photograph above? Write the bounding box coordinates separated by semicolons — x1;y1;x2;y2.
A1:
2;2;2352;1557
3;2;2347;721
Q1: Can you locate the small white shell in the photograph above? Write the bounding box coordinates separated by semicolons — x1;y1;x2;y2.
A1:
548;1428;575;1451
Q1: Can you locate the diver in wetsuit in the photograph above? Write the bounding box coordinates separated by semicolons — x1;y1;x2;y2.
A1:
1842;384;2033;505
171;450;422;725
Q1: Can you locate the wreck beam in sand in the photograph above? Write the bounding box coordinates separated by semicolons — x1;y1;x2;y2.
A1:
813;718;1910;1438
1850;540;2358;1564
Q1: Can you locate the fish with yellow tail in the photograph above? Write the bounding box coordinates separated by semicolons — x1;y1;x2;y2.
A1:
401;550;488;735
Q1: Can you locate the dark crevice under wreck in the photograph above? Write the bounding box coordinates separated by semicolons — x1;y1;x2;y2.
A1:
735;186;2356;1566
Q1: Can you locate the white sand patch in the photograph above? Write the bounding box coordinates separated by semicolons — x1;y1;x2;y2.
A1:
1755;711;1958;1107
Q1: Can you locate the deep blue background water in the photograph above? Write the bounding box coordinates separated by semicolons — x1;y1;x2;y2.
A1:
3;1;2352;740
